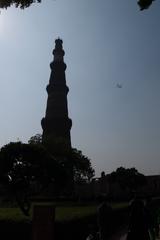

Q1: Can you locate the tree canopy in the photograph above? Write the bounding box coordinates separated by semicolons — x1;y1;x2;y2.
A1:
0;0;41;9
0;141;66;215
0;135;95;214
28;134;95;184
108;167;146;193
137;0;155;10
0;0;156;10
70;148;95;183
28;133;42;145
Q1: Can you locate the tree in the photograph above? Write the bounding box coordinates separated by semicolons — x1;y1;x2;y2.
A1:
0;0;41;9
0;141;67;215
28;134;95;184
0;0;156;10
70;148;95;184
108;167;146;193
137;0;155;10
28;133;42;145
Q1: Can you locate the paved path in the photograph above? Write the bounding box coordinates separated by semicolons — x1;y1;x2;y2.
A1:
108;224;160;240
111;233;127;240
119;234;127;240
108;225;128;240
112;233;160;240
109;233;127;240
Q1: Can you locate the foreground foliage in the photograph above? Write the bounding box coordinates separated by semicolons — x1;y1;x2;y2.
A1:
138;0;155;10
0;0;41;9
0;0;156;10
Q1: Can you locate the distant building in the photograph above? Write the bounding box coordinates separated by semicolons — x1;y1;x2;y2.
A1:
139;175;160;197
74;173;160;201
41;39;72;151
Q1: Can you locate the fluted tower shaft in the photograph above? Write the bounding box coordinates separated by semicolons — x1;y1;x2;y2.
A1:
41;39;72;150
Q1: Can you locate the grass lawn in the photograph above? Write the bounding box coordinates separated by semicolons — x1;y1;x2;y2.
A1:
0;205;97;222
56;205;97;221
0;201;129;223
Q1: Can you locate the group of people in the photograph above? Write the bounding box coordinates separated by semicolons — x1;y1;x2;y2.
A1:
127;197;159;240
86;197;160;240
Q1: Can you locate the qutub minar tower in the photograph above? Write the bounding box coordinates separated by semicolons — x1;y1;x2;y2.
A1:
41;39;72;150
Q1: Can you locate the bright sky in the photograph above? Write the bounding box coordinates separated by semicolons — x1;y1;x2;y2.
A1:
0;0;160;177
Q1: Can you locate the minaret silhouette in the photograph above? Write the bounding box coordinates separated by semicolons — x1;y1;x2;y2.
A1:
41;39;72;151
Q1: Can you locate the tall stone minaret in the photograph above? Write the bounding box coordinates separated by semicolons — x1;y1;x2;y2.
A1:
41;39;72;150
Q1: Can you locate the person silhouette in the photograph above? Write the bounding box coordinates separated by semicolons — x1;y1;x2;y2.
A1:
97;198;113;240
127;199;151;240
145;197;160;240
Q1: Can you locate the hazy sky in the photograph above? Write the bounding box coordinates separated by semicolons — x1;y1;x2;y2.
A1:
0;0;160;176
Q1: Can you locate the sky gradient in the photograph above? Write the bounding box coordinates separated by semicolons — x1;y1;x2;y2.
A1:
0;0;160;176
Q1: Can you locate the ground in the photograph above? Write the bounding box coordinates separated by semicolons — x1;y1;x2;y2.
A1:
108;225;128;240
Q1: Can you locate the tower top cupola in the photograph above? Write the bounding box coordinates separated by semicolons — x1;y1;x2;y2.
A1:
55;38;63;48
53;38;65;62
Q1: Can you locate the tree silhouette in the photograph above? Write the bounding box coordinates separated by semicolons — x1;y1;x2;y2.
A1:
0;0;156;10
28;133;42;145
70;148;95;183
137;0;155;10
28;134;95;184
108;167;146;193
0;0;41;9
0;142;66;215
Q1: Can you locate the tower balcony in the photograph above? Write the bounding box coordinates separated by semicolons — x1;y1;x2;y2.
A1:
50;61;66;71
46;84;69;95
